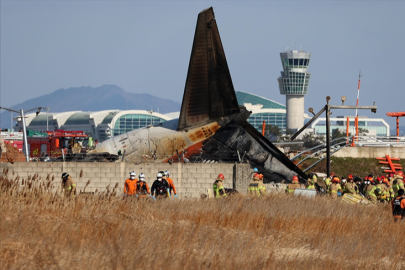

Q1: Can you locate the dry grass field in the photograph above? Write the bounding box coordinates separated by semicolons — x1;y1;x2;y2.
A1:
0;174;404;270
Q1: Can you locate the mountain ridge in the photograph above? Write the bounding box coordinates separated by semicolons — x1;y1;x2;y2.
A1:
0;85;181;129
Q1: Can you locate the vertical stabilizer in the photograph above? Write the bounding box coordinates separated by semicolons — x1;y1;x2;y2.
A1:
177;7;240;131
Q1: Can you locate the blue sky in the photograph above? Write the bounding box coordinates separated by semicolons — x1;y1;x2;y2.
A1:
1;1;404;133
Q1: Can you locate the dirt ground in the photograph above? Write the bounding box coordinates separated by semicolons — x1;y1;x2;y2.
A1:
0;138;26;163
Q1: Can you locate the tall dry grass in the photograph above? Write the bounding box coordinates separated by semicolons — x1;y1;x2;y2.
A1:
0;173;403;270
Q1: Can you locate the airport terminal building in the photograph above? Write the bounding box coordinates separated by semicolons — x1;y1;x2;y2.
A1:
15;110;173;142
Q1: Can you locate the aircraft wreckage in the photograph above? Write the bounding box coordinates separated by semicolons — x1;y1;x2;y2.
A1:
92;7;307;183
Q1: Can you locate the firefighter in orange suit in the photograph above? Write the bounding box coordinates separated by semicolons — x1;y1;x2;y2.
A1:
164;170;177;198
124;171;138;196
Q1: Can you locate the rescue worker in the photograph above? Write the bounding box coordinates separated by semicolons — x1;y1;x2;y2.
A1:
328;176;340;199
392;171;404;198
391;189;405;221
249;167;259;180
248;173;266;197
213;174;227;198
285;175;300;194
324;172;335;189
340;178;347;194
363;176;382;204
306;173;317;190
355;177;363;195
345;175;357;194
135;173;150;198
164;170;178;198
151;173;170;199
61;172;76;197
124;171;138;197
376;176;387;202
383;177;394;201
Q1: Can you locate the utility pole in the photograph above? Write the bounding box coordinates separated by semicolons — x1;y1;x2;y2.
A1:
0;106;43;161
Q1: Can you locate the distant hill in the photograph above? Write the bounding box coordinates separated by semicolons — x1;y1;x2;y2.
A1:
0;85;181;129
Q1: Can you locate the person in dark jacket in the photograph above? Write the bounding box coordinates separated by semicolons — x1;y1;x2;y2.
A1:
151;172;170;199
391;189;405;222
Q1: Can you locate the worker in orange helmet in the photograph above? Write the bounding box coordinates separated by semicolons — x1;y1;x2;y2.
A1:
124;171;138;197
345;174;357;194
392;171;404;198
285;175;300;194
376;176;387;202
213;174;227;198
328;177;340;199
382;177;394;201
391;189;405;221
164;170;177;198
248;173;267;197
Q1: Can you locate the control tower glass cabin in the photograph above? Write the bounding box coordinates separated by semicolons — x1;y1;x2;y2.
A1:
277;50;311;131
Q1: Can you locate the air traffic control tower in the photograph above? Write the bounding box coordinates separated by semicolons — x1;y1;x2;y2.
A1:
277;50;311;131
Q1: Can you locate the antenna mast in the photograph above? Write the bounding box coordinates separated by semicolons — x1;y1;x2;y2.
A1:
355;70;362;116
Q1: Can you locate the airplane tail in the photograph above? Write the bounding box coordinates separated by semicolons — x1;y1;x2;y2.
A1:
177;7;240;131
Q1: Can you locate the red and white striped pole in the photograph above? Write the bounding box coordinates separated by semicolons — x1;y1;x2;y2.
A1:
355;70;362;117
355;71;362;142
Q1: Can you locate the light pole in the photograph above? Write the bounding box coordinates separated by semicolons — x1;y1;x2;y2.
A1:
0;106;43;161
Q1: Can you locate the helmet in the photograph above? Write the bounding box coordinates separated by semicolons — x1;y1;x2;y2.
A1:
332;177;340;183
368;177;374;184
292;175;299;182
159;171;166;177
130;171;136;177
383;178;389;186
342;179;346;183
259;174;264;180
165;170;170;176
253;173;260;180
253;168;258;172
157;173;163;178
330;172;336;177
61;172;69;180
139;173;145;179
348;174;353;180
376;177;381;182
396;171;404;177
217;174;225;180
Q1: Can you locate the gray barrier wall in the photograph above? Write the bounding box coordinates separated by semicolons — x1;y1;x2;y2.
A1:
333;147;405;158
0;162;255;198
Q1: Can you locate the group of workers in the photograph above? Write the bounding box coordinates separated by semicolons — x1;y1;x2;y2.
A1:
123;170;177;199
282;170;405;221
59;167;404;221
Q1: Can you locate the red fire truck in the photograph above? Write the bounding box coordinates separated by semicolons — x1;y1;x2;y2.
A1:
27;130;92;158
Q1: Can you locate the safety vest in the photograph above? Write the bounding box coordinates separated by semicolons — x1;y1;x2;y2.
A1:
248;182;266;197
306;185;315;190
213;181;227;198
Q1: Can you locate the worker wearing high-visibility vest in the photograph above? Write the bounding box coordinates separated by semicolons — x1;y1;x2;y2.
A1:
248;173;266;197
285;175;300;194
213;174;227;198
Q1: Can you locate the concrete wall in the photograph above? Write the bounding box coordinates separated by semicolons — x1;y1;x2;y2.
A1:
0;162;253;198
333;147;405;158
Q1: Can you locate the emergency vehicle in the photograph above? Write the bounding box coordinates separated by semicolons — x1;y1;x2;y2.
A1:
27;130;92;158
